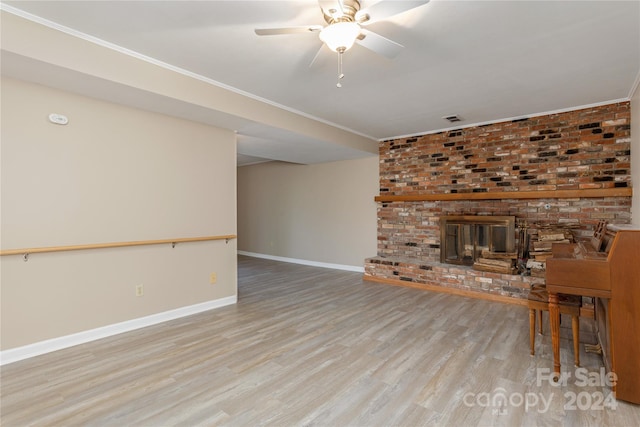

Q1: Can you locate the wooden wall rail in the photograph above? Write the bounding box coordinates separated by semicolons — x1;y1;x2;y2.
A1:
0;235;237;257
374;188;632;202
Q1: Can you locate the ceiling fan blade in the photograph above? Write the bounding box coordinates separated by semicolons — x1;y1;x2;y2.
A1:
318;0;342;19
309;44;327;68
255;26;322;36
356;28;404;59
356;0;430;26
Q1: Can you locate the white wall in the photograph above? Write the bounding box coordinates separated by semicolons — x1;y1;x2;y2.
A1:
1;78;237;351
237;157;379;269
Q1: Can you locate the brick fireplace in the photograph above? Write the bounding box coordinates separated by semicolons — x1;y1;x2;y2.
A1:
364;102;632;302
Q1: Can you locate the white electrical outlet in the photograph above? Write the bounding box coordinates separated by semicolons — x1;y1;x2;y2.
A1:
135;284;144;297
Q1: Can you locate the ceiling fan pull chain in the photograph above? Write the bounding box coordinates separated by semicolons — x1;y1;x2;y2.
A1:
337;50;345;88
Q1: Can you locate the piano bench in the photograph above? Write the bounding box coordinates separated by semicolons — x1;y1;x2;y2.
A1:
528;283;582;366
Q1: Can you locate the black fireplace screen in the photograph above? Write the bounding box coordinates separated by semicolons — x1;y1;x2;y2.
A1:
440;216;515;265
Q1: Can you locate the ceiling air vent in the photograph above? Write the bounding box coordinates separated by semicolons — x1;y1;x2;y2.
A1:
443;114;462;123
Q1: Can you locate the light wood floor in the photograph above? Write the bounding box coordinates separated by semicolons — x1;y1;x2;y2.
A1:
2;255;639;426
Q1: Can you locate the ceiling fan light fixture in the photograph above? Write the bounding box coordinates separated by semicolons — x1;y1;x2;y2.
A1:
319;21;361;52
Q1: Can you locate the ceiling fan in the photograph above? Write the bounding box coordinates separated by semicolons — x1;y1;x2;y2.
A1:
255;0;430;87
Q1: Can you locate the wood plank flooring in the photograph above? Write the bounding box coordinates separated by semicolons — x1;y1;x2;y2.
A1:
2;255;639;426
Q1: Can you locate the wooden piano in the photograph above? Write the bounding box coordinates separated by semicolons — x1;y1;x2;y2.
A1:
546;223;640;404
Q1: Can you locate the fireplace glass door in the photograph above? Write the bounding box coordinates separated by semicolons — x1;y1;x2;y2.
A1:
444;224;473;264
440;216;515;266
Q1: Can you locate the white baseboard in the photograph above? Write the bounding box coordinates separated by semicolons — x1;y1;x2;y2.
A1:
0;295;237;366
238;250;364;273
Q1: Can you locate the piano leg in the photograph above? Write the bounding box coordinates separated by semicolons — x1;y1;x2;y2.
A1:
529;308;536;355
572;314;580;367
549;291;561;380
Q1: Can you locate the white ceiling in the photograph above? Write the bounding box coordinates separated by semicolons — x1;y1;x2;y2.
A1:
2;1;639;166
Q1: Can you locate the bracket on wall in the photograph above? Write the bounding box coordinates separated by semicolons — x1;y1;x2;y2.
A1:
23;253;29;262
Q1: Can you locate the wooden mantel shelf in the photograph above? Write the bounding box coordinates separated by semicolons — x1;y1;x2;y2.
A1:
374;187;632;202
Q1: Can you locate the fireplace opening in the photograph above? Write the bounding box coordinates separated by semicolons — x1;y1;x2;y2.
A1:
440;216;515;265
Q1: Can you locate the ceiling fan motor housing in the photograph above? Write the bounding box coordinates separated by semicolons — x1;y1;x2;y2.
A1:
323;0;361;24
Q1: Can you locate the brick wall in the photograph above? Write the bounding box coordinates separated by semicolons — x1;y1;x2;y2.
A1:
380;102;631;195
365;102;632;300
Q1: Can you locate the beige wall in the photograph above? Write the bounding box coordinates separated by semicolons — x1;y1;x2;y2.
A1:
1;78;237;350
1;11;376;157
632;83;640;224
237;157;379;268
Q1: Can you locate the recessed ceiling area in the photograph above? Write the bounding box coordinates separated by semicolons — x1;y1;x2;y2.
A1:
2;1;639;166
